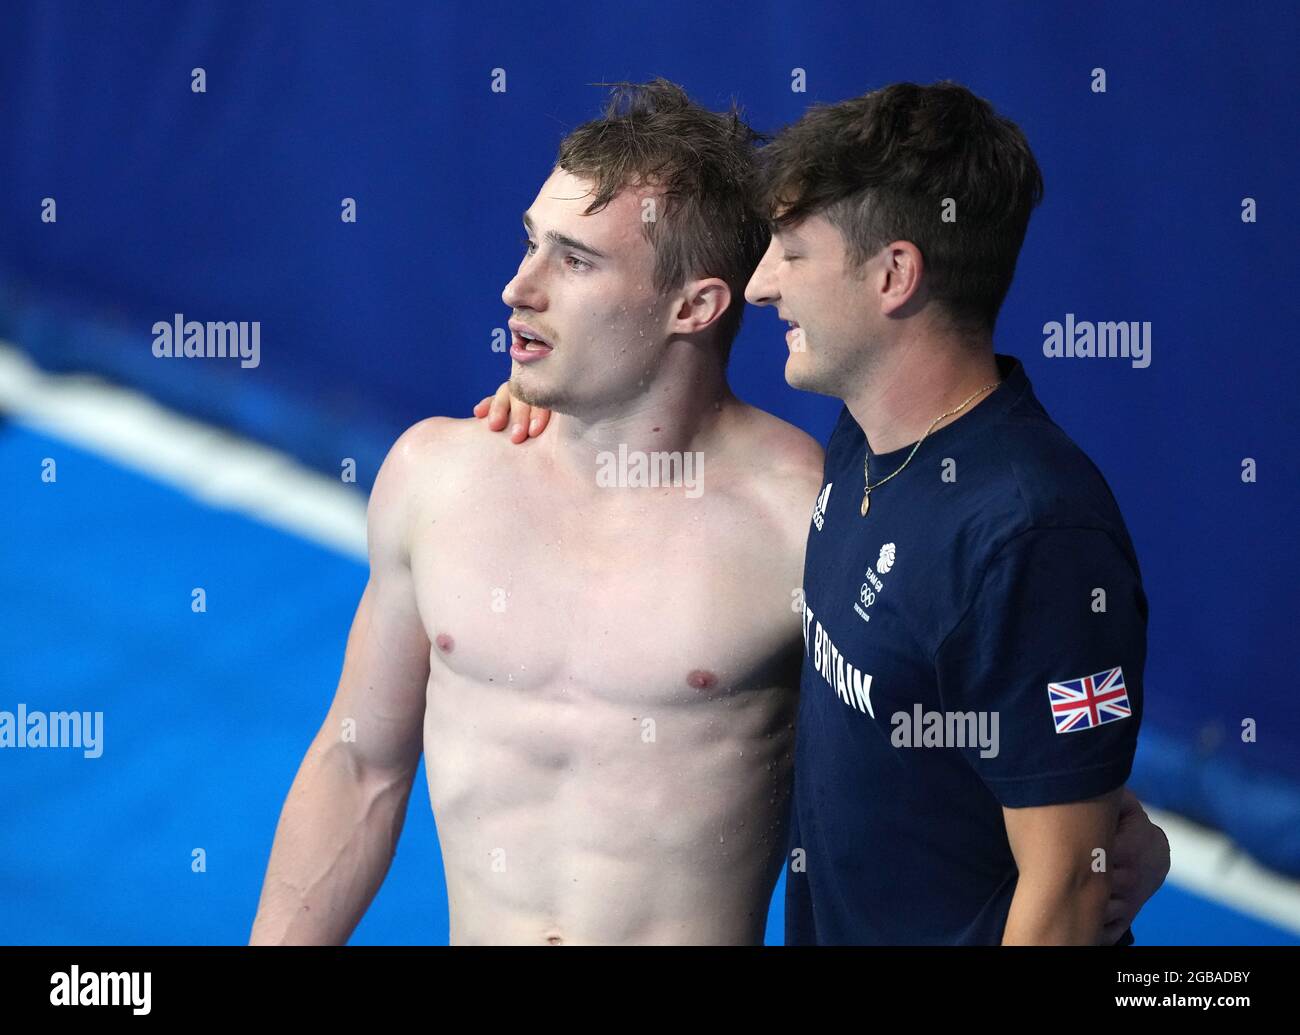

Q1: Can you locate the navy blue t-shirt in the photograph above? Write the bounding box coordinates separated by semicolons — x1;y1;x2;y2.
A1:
786;353;1147;945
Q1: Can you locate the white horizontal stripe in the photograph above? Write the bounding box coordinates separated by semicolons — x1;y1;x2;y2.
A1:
0;342;367;560
1148;806;1300;936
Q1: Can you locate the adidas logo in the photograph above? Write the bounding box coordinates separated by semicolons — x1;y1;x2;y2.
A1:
811;482;832;532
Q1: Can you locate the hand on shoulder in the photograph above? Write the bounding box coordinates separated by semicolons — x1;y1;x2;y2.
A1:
472;381;552;444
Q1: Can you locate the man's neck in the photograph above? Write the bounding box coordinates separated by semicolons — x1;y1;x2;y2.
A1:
543;350;738;487
844;332;1001;455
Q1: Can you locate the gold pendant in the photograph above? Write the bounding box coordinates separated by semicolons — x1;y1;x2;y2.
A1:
860;493;870;517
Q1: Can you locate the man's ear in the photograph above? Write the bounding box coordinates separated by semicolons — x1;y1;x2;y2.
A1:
879;241;925;317
670;277;732;336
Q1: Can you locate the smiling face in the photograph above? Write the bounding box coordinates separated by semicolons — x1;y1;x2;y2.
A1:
744;212;884;397
501;167;679;415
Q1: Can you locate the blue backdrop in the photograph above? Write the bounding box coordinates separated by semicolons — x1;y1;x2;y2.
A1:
2;0;1297;893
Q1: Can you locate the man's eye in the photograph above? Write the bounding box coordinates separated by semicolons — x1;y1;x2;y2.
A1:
521;236;537;255
565;255;591;271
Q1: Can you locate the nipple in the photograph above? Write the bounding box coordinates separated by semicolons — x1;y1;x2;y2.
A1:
687;669;719;691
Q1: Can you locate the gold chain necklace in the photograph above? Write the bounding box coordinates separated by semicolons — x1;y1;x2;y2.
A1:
860;381;999;516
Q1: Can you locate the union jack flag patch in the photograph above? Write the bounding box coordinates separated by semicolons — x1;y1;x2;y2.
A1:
1047;666;1131;734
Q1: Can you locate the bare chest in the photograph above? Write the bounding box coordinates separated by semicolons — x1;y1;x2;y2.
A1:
408;484;801;705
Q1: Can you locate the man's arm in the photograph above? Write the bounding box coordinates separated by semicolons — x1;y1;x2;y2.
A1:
249;423;434;945
1001;788;1123;945
1104;787;1170;942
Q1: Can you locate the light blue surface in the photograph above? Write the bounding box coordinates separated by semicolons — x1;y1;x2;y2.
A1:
0;423;445;944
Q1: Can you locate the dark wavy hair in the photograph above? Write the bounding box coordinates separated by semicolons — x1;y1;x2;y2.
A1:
556;78;770;360
752;81;1044;333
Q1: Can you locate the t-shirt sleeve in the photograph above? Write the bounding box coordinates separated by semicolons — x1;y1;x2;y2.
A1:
934;526;1147;808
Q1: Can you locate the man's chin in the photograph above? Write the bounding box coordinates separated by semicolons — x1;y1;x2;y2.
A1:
508;372;565;412
784;353;823;392
784;356;844;400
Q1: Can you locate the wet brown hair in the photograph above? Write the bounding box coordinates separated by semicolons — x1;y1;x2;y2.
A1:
556;78;770;360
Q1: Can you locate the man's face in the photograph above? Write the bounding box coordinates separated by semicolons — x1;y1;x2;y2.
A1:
501;167;675;415
744;213;881;397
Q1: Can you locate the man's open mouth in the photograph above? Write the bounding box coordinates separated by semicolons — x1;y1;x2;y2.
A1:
516;332;552;353
509;322;554;361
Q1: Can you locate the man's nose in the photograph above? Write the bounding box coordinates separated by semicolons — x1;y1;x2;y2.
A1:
744;243;780;307
502;263;545;311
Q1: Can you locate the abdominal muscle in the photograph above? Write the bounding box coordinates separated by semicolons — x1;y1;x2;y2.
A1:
422;665;796;946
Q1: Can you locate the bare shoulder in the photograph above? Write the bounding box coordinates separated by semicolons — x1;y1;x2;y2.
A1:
731;403;825;490
373;416;458;498
367;416;486;557
375;414;509;483
720;403;826;547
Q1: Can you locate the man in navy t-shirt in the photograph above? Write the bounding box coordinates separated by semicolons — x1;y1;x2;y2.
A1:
785;354;1145;943
746;82;1148;943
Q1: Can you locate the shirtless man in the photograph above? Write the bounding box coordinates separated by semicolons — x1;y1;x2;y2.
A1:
251;80;1166;946
250;81;824;945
